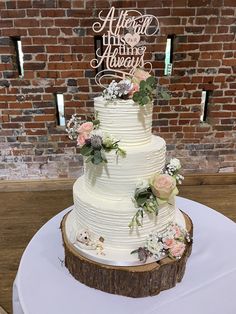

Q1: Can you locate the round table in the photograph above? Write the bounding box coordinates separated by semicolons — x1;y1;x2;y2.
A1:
13;197;236;314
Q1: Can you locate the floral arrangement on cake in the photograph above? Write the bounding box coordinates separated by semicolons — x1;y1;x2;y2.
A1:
129;158;184;227
102;68;169;106
66;114;126;165
131;223;191;262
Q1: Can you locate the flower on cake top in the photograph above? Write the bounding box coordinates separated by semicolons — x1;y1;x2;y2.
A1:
103;79;133;100
133;68;151;82
102;68;157;106
66;114;126;165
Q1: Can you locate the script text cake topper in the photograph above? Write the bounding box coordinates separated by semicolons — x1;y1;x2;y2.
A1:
90;7;159;87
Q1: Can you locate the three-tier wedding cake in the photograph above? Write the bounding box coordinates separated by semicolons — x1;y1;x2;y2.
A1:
61;7;193;297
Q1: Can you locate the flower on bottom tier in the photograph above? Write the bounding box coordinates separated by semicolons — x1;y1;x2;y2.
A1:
131;223;191;263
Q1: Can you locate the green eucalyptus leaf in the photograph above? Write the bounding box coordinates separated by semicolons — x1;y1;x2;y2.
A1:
160;90;171;100
133;92;140;102
136;195;148;206
143;96;150;104
80;144;93;156
140;80;147;90
146;76;156;86
93;150;103;165
92;119;100;126
145;84;152;93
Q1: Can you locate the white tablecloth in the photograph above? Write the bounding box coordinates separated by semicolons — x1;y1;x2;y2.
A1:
13;197;236;314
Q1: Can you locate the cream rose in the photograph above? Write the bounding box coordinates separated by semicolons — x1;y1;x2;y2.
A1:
133;68;151;82
151;174;178;200
78;122;94;134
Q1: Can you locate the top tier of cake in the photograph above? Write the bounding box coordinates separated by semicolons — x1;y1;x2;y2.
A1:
94;96;153;147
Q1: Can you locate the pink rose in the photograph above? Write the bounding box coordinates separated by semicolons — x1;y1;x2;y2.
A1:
163;238;175;249
133;68;151;83
78;122;93;134
151;174;178;200
128;82;140;97
169;241;186;258
173;225;181;238
77;133;88;146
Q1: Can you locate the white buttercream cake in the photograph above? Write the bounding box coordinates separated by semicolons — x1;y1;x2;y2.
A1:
64;96;186;266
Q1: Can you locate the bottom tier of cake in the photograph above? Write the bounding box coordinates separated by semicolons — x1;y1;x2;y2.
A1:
64;206;186;266
61;211;193;298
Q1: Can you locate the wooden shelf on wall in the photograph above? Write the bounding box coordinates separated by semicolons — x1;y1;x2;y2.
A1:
0;173;235;192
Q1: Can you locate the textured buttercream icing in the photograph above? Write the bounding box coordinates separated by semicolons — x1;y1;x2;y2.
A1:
84;135;166;199
94;97;153;146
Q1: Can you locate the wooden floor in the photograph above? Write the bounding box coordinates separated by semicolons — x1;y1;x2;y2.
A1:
0;185;236;314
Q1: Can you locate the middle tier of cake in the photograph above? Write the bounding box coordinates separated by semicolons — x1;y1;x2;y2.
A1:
84;135;166;199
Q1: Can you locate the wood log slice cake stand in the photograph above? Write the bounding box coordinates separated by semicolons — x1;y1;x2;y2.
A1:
61;212;193;298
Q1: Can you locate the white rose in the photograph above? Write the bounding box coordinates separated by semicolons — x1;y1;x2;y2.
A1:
170;158;181;170
146;237;164;255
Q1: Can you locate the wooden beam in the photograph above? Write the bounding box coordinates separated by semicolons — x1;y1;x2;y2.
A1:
0;178;75;192
0;173;235;192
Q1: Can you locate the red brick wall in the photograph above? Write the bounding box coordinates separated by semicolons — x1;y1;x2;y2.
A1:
0;0;235;180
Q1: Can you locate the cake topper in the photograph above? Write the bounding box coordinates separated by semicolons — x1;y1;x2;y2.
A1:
90;7;160;87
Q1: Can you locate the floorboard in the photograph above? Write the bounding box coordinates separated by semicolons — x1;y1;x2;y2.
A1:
0;186;235;314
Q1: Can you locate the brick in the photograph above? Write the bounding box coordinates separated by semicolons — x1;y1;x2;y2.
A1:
26;9;40;17
47;28;60;36
188;0;211;6
212;34;235;42
223;59;236;66
186;27;204;34
1;9;26;18
0;20;13;28
197;8;219;15
212;0;223;6
28;28;47;36
46;46;70;53
24;63;46;70
41;9;65;17
14;19;40;27
23;45;45;53
16;0;32;8
200;43;223;51
25;123;46;128
188;35;211;42
222;8;235;15
55;18;79;27
146;8;170;16
26;130;48;135
6;1;17;9
198;60;221;67
220;17;236;25
205;26;217;33
33;37;58;45
172;8;195;16
224;0;236;5
177;43;199;52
